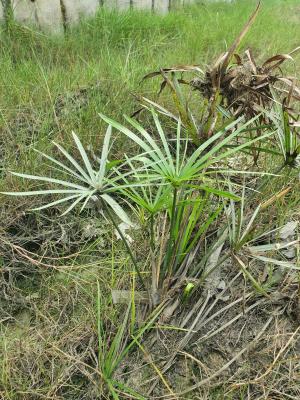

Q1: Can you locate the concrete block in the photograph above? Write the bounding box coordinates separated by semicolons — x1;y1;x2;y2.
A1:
133;0;152;10
35;0;63;34
12;0;37;26
0;3;4;21
154;0;169;14
63;0;99;25
116;0;130;11
104;0;118;10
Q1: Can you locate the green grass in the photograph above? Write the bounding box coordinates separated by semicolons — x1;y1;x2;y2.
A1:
1;1;300;156
0;0;299;179
0;1;300;398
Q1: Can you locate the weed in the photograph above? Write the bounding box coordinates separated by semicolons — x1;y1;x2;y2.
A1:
1;2;300;398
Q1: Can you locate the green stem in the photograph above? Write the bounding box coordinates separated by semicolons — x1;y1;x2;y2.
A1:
101;199;146;291
163;187;178;277
149;214;161;306
150;214;155;252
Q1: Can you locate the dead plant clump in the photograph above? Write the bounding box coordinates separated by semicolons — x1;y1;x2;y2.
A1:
190;47;300;119
143;1;300;142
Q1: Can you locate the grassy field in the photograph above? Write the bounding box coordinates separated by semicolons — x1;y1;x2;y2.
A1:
0;1;300;399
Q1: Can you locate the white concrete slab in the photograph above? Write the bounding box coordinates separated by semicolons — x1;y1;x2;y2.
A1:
35;0;63;34
3;0;201;33
104;0;118;10
63;0;99;25
154;0;169;14
75;0;99;16
12;0;37;26
133;0;152;10
0;3;4;21
116;0;130;11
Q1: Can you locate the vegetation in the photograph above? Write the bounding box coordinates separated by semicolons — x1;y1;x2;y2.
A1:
0;1;300;399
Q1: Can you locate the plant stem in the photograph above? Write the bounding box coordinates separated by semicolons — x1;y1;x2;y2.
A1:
149;213;160;305
150;214;155;252
100;199;146;291
163;187;178;277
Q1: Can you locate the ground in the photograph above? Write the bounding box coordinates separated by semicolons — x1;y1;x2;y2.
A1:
0;1;300;399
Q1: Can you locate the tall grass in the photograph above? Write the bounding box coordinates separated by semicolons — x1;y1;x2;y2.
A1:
1;1;300;180
0;2;300;398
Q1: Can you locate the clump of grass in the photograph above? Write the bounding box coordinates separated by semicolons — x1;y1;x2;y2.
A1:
1;2;300;398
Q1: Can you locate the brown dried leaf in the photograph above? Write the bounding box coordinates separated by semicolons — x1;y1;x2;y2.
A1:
219;1;261;76
143;65;204;80
245;49;257;74
262;54;294;72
